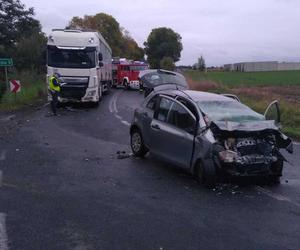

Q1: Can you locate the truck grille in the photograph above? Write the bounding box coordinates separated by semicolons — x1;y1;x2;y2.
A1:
60;76;89;100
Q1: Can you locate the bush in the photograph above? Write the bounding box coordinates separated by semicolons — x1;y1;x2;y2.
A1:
0;70;46;110
160;57;175;71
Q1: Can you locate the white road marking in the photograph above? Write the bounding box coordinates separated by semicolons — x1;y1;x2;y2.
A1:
108;92;115;113
0;213;8;250
109;92;119;114
121;120;130;126
0;115;15;122
0;151;6;161
0;171;2;187
255;186;300;208
109;91;131;127
113;94;118;113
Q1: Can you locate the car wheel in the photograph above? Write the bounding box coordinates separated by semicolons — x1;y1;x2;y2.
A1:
270;160;283;184
131;129;148;157
195;160;217;188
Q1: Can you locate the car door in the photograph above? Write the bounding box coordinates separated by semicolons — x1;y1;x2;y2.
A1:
264;100;281;127
149;96;197;168
140;94;159;147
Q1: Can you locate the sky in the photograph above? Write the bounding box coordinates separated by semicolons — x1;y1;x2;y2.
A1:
22;0;300;66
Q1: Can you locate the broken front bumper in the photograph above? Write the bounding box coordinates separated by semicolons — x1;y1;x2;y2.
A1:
218;151;278;176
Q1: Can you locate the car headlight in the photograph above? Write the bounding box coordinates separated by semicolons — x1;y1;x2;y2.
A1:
87;90;96;97
219;150;237;163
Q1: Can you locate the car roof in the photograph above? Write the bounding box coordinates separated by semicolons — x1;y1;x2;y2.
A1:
161;89;233;102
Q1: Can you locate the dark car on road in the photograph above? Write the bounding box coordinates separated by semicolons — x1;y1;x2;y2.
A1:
139;69;189;97
130;72;293;187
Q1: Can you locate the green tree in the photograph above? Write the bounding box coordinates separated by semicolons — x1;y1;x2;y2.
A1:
67;13;144;60
197;56;206;71
144;27;182;68
120;30;145;60
0;0;46;71
160;57;175;71
0;0;41;54
14;32;47;72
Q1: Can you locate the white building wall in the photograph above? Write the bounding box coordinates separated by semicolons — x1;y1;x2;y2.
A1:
224;61;300;72
278;62;300;71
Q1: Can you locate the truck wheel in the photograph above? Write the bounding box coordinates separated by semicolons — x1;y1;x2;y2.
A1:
94;85;101;106
195;160;217;188
124;80;130;90
130;129;148;157
104;82;110;95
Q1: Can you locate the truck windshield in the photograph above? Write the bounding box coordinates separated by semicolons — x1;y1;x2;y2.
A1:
130;65;148;71
47;46;96;69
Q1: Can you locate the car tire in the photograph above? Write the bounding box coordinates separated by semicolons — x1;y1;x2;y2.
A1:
130;129;148;157
270;160;283;184
195;160;217;188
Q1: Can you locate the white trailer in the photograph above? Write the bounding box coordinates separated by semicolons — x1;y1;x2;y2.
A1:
47;29;112;103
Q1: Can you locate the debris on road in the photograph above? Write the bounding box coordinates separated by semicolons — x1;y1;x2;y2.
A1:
212;183;243;196
116;151;133;159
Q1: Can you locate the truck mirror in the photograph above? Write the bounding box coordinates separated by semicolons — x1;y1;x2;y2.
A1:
98;53;103;61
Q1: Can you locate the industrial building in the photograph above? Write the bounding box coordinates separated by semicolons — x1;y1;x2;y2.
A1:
224;61;300;72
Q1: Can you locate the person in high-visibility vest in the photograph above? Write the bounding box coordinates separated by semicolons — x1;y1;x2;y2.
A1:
49;73;62;115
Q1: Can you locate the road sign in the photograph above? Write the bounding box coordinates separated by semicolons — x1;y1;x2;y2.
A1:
10;80;21;93
0;58;13;67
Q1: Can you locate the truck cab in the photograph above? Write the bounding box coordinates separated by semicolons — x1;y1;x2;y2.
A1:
47;29;112;103
112;58;148;89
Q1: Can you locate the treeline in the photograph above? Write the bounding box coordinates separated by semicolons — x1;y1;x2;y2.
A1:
0;0;46;73
67;13;144;60
0;0;184;74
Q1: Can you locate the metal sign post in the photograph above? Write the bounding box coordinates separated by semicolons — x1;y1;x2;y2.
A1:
4;66;8;90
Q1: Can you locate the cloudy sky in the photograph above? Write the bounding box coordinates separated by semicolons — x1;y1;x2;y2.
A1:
22;0;300;66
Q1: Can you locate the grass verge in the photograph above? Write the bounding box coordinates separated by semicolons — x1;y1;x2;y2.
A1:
184;70;300;140
186;70;300;87
0;70;46;111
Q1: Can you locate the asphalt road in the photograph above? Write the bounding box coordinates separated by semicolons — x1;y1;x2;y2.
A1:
0;89;300;250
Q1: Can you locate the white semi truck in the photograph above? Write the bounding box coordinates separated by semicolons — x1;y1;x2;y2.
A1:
47;29;112;104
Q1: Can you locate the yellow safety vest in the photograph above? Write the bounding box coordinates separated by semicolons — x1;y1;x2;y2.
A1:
49;76;61;92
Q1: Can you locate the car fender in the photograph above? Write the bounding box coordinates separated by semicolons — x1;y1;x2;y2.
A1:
190;136;215;175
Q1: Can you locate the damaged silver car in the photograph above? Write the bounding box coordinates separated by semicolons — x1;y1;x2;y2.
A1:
130;76;293;187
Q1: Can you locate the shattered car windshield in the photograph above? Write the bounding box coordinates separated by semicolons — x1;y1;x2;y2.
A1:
197;100;265;122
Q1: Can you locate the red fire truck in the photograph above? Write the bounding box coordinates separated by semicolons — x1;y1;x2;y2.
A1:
112;58;148;89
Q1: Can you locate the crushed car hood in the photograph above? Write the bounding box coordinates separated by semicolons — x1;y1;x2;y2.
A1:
211;120;293;152
212;120;278;132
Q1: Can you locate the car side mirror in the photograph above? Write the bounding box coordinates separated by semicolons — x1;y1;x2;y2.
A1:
98;53;103;62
